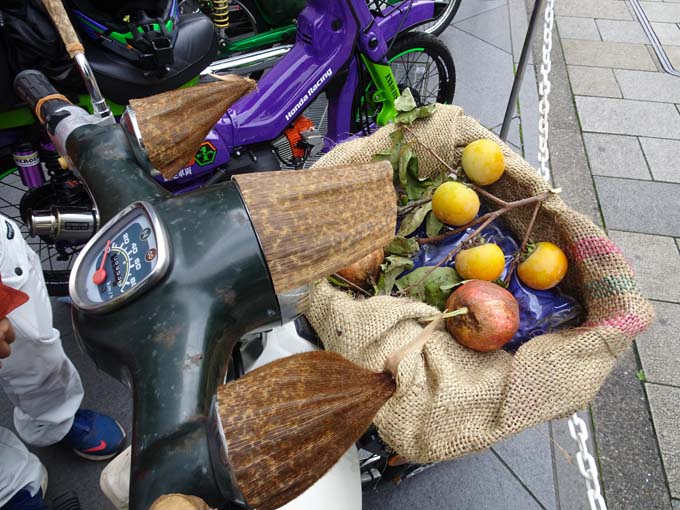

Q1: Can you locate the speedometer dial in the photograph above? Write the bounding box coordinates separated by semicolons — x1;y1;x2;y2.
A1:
70;202;170;313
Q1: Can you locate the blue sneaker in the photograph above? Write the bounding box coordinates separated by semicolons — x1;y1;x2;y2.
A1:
62;409;126;461
1;488;45;510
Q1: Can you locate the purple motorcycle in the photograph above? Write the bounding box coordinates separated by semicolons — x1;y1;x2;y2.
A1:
1;0;456;294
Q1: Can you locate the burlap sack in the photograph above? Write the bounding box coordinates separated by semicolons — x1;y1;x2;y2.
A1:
306;105;654;463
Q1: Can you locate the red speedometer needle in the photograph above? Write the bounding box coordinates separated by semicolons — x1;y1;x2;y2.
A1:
92;240;112;285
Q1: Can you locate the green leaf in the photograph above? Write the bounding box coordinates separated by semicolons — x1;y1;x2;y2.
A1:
395;266;461;310
415;103;436;118
394;88;417;112
371;154;391;168
395;103;437;125
389;128;405;146
636;369;647;382
376;255;414;295
398;145;413;186
425;211;444;237
395;109;420;125
384;236;420;256
397;202;432;237
404;157;433;200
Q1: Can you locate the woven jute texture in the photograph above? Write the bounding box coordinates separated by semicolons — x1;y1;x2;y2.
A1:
306;105;654;463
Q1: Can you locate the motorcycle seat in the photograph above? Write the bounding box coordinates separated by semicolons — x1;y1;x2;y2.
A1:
83;12;218;104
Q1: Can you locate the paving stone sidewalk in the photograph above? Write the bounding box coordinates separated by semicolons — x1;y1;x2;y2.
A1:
553;0;680;507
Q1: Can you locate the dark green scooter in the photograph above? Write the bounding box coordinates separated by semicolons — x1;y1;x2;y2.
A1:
13;69;390;509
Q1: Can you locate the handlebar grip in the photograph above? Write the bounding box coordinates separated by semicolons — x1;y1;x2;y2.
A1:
42;0;84;58
13;70;71;124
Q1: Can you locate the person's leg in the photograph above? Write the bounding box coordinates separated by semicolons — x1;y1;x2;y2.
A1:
0;216;125;459
0;217;84;446
0;427;44;509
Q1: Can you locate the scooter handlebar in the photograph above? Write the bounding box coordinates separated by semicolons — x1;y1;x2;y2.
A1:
13;70;71;124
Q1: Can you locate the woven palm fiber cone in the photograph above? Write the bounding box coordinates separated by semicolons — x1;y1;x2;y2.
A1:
216;316;442;510
129;76;256;180
150;494;212;510
233;161;396;294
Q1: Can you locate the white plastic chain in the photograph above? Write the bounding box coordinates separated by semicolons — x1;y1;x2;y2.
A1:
537;1;607;507
537;0;555;182
568;414;607;510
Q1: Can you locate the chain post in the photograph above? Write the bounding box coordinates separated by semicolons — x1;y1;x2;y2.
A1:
537;0;555;182
535;1;607;506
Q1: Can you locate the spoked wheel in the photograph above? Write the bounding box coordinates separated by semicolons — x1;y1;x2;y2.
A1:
419;0;462;36
353;31;456;134
227;0;269;39
0;165;91;296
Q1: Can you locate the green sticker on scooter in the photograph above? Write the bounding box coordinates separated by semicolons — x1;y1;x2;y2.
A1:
194;141;217;167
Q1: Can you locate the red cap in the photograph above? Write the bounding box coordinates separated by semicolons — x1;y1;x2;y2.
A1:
0;275;29;318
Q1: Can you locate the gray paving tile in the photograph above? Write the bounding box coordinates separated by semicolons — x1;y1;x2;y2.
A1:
596;19;650;43
550;128;603;225
455;5;511;52
362;449;544;510
666;46;680;69
440;27;514;128
583;133;652;179
646;383;680;498
567;65;622;98
637;301;680;386
615;69;680;103
640;137;680;182
576;96;680;138
555;0;633;20
608;230;680;302
492;423;557;510
493;117;522;152
652;22;680;46
556;16;602;41
547;33;581;131
508;0;532;63
550;413;593;510
562;40;657;71
595;177;680;237
518;64;540;168
639;1;680;21
592;348;674;510
673;499;680;510
452;0;507;23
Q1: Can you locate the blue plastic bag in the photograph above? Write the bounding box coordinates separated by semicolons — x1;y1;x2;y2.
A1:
406;218;583;351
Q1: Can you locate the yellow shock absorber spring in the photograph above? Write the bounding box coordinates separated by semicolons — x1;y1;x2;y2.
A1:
212;0;230;29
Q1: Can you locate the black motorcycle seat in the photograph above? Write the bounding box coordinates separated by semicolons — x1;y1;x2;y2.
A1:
83;12;218;104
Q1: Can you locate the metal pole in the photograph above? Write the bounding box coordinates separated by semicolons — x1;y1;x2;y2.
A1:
500;0;545;140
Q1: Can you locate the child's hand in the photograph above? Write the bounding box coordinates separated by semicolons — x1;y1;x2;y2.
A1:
0;317;16;365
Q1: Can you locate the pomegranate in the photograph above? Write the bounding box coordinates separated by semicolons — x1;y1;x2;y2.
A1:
445;280;520;352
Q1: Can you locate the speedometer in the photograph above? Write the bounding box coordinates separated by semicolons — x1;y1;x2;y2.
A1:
70;202;170;313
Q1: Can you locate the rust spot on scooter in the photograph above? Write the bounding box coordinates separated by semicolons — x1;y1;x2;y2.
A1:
152;325;182;348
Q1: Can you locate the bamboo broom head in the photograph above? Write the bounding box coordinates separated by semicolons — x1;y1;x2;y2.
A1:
129;76;256;180
217;351;396;510
150;494;211;509
233;161;396;294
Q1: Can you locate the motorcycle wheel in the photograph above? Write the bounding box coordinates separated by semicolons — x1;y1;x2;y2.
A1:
352;31;456;135
419;0;462;36
0;163;89;297
226;0;270;41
